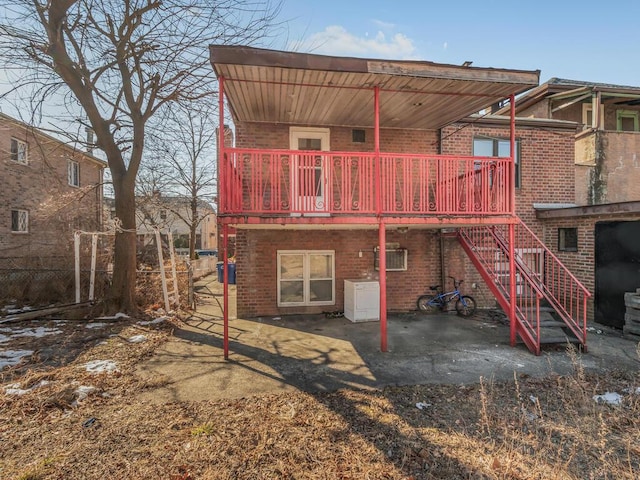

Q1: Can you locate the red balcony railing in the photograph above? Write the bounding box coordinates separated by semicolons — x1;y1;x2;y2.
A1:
220;148;514;217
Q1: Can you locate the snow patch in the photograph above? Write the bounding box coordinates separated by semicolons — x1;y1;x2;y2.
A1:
138;317;167;326
0;326;63;341
593;392;622;406
127;334;147;343
415;402;432;410
72;385;98;406
0;349;34;369
4;380;51;396
85;322;107;329
96;312;130;320
84;360;118;374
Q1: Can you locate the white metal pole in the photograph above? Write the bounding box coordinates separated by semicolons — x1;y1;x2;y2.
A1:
155;230;170;312
74;232;81;304
168;231;179;306
89;234;98;301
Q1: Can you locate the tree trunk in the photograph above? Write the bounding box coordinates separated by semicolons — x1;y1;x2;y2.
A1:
109;174;138;313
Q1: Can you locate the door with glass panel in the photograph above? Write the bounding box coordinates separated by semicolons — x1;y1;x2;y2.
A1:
277;251;335;306
289;128;330;214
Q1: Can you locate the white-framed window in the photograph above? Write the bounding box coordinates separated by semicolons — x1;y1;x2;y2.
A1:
277;250;335;306
68;160;80;187
11;209;29;233
582;103;604;129
10;138;28;164
473;136;521;188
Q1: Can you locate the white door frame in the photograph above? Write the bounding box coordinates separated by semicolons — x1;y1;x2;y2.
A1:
289;127;330;214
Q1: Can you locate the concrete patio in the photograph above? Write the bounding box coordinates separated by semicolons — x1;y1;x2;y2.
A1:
136;275;640;403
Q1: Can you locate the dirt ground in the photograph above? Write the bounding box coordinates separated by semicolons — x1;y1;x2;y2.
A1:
1;310;639;479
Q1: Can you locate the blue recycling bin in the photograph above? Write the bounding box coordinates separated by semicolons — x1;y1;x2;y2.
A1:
217;262;236;284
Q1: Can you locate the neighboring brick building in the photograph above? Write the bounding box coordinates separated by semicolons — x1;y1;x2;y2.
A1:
497;79;640;329
0;112;105;269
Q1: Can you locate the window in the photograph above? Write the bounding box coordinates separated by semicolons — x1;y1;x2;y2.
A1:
374;244;408;271
68;160;80;187
10;138;28;164
277;250;335;306
616;110;639;132
582;103;604;129
11;209;29;233
352;129;366;143
558;228;578;252
160;209;167;220
473;137;521;188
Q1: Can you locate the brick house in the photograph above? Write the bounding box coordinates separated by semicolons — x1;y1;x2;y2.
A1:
134;194;217;251
0;112;105;270
498;79;640;329
210;46;590;356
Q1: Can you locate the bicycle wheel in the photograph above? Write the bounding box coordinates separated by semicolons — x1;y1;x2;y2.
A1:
417;295;441;313
455;296;477;317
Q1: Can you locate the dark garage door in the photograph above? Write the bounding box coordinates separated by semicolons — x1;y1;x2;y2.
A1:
595;221;640;328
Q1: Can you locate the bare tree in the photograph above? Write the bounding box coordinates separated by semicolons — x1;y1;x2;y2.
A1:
140;100;217;260
0;0;281;312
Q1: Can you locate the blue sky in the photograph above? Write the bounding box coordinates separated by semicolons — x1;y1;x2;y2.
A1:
278;0;640;86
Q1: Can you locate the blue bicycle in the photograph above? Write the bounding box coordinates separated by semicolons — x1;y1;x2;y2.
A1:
417;277;477;317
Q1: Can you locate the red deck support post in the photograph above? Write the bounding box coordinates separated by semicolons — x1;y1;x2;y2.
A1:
219;76;225;213
379;222;387;352
373;86;387;352
508;94;517;346
222;223;229;359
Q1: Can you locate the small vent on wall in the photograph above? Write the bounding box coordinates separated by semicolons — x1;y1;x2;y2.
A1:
352;129;366;143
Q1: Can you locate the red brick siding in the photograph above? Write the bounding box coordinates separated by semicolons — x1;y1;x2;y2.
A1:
0;117;104;268
236;228;447;318
235;123;439;154
441;123;576;233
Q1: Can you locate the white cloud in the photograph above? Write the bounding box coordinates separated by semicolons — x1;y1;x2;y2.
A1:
371;19;396;30
293;25;419;60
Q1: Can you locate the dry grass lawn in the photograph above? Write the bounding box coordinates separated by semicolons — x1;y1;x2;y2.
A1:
1;315;639;479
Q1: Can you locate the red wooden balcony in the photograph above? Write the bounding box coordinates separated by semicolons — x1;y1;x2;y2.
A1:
219;147;514;220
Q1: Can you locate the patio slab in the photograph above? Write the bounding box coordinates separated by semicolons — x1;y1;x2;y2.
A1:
136;276;640;402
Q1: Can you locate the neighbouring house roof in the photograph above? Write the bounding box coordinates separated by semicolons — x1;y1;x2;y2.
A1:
0;112;107;168
497;77;640;115
536;201;640;219
460;114;578;131
209;45;540;131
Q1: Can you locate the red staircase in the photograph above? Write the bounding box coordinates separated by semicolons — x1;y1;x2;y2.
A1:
458;219;591;355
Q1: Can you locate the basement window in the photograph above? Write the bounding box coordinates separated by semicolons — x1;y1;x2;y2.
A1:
558;228;578;252
352;129;366;143
374;244;408;271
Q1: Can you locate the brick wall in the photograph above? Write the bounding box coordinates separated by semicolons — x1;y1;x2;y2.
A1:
538;214;640;322
441;122;576;232
235;123;439;154
0;115;104;268
236;228;450;318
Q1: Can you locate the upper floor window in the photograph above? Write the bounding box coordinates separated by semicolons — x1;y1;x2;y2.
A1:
582;103;604;129
473;137;521;188
616;110;639;132
10;138;28;164
11;209;29;233
68;160;80;187
160;209;167;220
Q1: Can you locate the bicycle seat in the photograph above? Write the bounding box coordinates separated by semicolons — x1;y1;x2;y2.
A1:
429;285;441;291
